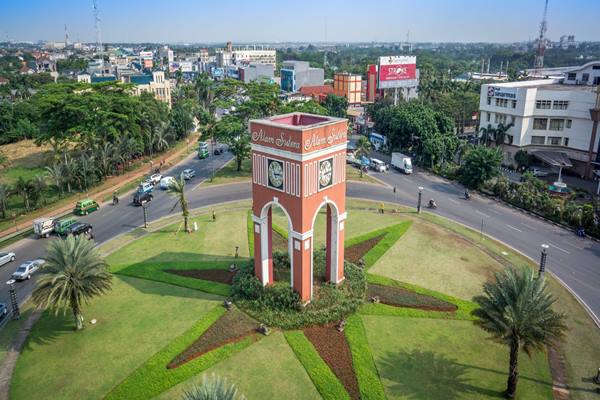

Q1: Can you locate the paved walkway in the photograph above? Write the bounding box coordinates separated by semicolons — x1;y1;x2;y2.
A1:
0;309;43;400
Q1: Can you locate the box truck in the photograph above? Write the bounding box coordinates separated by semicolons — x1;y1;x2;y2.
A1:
391;153;413;174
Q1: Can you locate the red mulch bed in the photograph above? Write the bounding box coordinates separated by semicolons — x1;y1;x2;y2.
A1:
165;268;235;284
303;323;360;400
367;283;457;312
168;309;259;369
345;235;385;264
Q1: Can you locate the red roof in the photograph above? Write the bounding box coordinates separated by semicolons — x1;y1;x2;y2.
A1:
299;85;334;96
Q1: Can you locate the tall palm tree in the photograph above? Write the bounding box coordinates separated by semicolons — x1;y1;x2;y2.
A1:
478;124;496;147
32;235;112;331
45;164;64;196
182;374;245;400
355;136;372;177
153;123;170;154
0;184;10;219
96;142;115;178
31;175;47;207
494;122;515;146
168;177;190;233
15;176;32;210
472;268;567;399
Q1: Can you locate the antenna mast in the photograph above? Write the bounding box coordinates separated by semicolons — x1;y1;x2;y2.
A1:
92;0;104;69
64;24;69;46
534;0;549;73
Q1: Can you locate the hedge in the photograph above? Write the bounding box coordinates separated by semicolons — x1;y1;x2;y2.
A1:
106;306;259;399
344;221;412;270
362;274;477;320
345;314;387;400
284;331;350;400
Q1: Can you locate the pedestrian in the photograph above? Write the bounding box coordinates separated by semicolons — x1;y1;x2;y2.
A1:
212;209;216;222
379;202;384;214
393;186;396;194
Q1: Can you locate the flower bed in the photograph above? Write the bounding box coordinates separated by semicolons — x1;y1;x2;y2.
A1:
367;283;457;312
344;235;385;264
165;268;237;285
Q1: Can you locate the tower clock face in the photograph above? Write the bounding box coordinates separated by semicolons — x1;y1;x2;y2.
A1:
267;159;284;190
319;158;333;190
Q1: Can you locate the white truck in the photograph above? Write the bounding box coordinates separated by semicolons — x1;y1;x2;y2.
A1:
391;153;413;174
33;217;55;238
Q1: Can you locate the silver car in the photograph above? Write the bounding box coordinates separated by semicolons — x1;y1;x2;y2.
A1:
12;259;45;281
0;251;16;267
182;169;196;180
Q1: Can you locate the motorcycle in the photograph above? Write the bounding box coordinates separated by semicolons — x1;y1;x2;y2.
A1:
427;199;437;209
464;190;471;200
576;227;586;238
112;196;119;206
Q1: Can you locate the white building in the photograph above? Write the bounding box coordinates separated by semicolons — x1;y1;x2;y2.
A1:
479;61;600;178
216;45;276;67
131;71;173;107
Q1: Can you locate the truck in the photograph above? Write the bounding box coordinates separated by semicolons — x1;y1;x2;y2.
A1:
54;218;76;236
391;153;413;174
33;217;55;238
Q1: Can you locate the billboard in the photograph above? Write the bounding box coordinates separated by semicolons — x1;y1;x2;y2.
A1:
487;86;517;100
378;56;417;89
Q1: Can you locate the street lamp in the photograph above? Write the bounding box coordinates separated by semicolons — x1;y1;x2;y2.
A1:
538;244;549;279
6;279;20;320
142;203;148;228
417;186;424;214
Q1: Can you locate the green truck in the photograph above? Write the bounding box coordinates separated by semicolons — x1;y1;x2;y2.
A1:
54;218;76;236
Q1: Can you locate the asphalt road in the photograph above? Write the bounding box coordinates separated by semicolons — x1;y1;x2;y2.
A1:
1;154;599;328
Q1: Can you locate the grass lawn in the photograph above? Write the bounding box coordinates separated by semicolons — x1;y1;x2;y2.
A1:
363;315;553;400
0;166;47;185
10;276;222;400
0;302;35;366
202;158;252;186
158;331;321;400
369;219;505;300
345;164;381;185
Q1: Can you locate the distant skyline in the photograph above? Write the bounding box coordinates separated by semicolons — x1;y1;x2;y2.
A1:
1;0;599;44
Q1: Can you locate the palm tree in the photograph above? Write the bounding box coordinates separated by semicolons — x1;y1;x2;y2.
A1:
15;177;32;210
182;374;245;400
32;235;112;331
153;123;170;154
494;122;515;146
168;177;190;233
96;142;115;178
31;175;47;207
46;164;64;196
478;124;496;147
472;268;567;398
0;184;10;219
355;136;372;177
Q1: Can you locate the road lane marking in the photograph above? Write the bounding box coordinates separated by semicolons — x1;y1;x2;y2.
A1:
475;210;490;218
548;242;571;254
520;222;537;230
563;241;584;251
447;197;459;204
506;224;523;233
489;209;502;215
191;179;207;192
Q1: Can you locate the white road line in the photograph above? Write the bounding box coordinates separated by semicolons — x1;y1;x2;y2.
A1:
475;210;490;218
548;242;571;254
191;178;208;192
520;222;537;230
447;197;460;204
562;241;584;251
506;224;523;233
489;209;502;215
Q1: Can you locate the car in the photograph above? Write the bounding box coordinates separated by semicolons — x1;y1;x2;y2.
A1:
66;222;93;237
181;169;196;180
137;181;154;194
12;259;45;281
133;191;154;206
0;251;16;267
213;145;224;155
0;303;7;320
160;176;176;190
148;173;163;185
529;167;550;177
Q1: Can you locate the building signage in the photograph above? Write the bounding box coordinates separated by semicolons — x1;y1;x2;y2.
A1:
252;128;347;152
252;129;301;150
304;130;347;151
487;86;517;99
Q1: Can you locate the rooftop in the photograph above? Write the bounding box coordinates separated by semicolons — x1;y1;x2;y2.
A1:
254;112;345;130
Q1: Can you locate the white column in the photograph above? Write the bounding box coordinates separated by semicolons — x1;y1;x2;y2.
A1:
329;212;340;283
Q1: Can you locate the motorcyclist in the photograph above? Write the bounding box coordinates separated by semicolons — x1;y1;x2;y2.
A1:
428;199;437;209
112;191;119;205
464;189;471;200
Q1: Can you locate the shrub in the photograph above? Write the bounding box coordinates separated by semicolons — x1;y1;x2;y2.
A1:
230;264;262;301
272;250;290;270
261;282;301;311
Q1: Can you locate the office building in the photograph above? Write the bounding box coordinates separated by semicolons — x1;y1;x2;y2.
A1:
280;61;324;92
333;72;362;104
130;71;172;106
239;63;274;83
216;42;276;67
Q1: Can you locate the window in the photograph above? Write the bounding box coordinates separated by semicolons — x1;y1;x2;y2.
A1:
511;100;517;108
494;113;498;123
495;98;508;107
594;77;600;85
548;136;562;145
511;116;516;124
549;119;565;131
567;72;577;80
563;137;570;146
487;96;491;105
506;135;514;145
531;136;546;145
536;100;551;109
533;118;548;130
553;100;569;110
486;112;490;122
566;119;572;128
582;73;590;82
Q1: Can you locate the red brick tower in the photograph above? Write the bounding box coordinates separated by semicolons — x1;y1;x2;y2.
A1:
250;113;348;301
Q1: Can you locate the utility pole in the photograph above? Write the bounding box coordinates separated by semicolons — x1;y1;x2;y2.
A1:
142;203;148;228
417;186;423;214
538;244;549;279
534;0;549;74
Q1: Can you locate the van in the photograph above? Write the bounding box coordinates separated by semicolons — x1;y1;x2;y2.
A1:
370;158;387;173
137;182;154;194
160;176;176;190
198;148;209;159
54;218;76;236
74;199;99;215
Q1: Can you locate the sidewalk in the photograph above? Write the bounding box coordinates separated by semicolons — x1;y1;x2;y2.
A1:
0;140;197;241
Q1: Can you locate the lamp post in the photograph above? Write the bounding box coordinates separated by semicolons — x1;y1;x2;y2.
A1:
417;186;424;214
539;244;549;279
142;203;148;228
6;279;20;320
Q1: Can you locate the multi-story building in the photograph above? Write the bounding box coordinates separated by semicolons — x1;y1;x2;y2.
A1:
215;42;276;67
239;63;274;83
333;72;362;105
130;71;172;107
280;61;324;92
479;61;600;178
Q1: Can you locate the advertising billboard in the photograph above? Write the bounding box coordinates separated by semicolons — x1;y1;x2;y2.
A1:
378;56;417;89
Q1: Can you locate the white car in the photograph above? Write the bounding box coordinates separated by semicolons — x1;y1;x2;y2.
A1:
148;173;163;185
0;252;16;267
181;169;196;180
160;176;176;190
12;259;45;281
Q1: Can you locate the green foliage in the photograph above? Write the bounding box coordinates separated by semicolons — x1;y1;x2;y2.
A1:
168;177;190;232
345;221;412;270
322;94;348;118
514;150;533;170
182;374;245;400
56;56;88;72
32;235;112;330
458;146;502;189
284;331;350;400
106;307;258;400
272;250;290;271
278;100;327;115
344;315;386;400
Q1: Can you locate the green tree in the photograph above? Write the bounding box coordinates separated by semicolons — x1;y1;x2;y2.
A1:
168;177;190;233
215;116;249;172
472;268;567;398
355;136;372;177
182;374;245;400
323;94;348;118
0;184;10;219
15;176;33;210
32;235;113;330
478;124;496;147
495;122;515;146
459;146;502;189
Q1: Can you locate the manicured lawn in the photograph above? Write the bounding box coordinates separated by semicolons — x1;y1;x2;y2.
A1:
345;164;381;185
0;302;35;366
202;158;252;186
11;276;222;400
369;219;505;300
159;331;321;400
0;165;47;185
362;315;553;400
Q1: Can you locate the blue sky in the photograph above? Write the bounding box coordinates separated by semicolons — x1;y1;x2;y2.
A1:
1;0;599;43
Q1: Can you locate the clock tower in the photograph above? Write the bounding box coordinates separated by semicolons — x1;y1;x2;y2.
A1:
250;113;348;302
